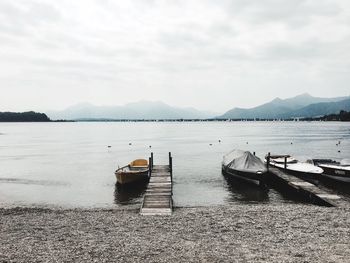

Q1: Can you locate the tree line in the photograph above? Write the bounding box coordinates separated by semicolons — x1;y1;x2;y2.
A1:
303;110;350;122
0;111;51;122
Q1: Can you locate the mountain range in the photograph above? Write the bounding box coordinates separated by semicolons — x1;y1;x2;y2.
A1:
47;93;350;120
47;101;217;120
218;93;350;119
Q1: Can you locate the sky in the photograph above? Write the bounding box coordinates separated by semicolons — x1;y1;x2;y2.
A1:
0;0;350;113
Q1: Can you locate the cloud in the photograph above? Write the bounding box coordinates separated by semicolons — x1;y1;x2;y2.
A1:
0;0;350;112
223;0;341;27
0;1;61;37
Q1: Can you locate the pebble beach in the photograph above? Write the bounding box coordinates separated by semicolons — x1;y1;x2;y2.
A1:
1;204;349;262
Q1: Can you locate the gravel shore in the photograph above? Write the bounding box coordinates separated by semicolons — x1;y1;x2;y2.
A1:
1;204;349;262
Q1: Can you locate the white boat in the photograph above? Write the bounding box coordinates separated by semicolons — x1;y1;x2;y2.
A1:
271;161;324;174
268;155;297;164
266;155;323;183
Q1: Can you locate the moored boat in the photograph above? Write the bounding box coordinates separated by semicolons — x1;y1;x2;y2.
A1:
115;159;149;185
309;159;350;183
267;155;297;164
222;150;267;186
267;154;323;183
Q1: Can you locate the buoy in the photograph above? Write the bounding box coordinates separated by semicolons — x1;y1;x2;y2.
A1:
246;142;248;144
209;143;212;146
149;145;152;148
338;150;341;153
218;139;221;143
129;143;132;145
108;145;111;148
291;142;293;145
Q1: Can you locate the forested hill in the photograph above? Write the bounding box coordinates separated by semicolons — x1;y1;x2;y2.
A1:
0;111;51;122
304;110;350;121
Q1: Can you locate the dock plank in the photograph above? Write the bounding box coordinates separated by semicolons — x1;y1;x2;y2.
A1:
269;168;348;208
140;163;173;216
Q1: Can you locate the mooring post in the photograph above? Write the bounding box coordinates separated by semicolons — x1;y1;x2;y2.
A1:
148;157;152;176
266;152;270;172
169;152;173;179
151;152;154;169
284;156;287;170
169;152;173;196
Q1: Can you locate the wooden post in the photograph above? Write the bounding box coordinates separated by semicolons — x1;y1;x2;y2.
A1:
169;152;173;195
151;152;153;168
253;152;256;156
284;156;287;170
266;152;270;172
169;152;173;181
148;157;152;176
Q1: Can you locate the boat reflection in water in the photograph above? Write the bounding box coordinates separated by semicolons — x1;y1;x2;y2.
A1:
114;182;147;205
223;174;269;203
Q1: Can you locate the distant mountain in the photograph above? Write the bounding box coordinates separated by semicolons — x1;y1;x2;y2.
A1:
47;101;217;120
46;94;350;120
277;93;348;110
218;93;350;119
282;98;350;118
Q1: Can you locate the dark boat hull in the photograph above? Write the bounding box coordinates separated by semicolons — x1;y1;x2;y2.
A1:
269;163;319;185
318;166;350;183
222;166;266;186
115;170;149;185
310;159;350;184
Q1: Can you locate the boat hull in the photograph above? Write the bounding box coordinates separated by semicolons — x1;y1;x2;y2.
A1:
320;173;350;183
269;162;320;184
115;170;149;185
318;165;350;184
222;166;266;186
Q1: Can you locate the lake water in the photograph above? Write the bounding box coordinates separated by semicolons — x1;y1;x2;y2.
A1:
0;122;349;208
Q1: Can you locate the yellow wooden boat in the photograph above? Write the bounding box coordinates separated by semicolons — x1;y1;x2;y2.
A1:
115;159;149;185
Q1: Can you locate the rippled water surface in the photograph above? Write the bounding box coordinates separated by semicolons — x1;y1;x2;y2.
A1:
0;122;349;208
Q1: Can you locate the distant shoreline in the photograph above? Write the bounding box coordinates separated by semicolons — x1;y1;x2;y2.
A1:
1;110;349;122
1;119;349;123
67;119;347;122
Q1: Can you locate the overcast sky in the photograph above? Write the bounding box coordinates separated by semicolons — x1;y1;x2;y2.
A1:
0;0;350;112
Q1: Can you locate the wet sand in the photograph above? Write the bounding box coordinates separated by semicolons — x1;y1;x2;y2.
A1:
1;204;349;262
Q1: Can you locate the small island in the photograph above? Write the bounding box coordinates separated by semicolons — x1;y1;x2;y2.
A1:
0;111;51;122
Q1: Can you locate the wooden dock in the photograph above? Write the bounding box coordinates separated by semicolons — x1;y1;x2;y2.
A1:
268;167;348;208
140;153;173;216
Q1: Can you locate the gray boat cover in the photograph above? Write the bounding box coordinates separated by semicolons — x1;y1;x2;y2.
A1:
223;150;267;173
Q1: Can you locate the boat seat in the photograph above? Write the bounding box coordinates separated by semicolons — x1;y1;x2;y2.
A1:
130;159;148;168
130;166;149;170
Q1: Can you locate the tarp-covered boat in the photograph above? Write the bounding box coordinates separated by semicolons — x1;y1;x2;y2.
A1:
115;159;149;185
222;150;267;186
